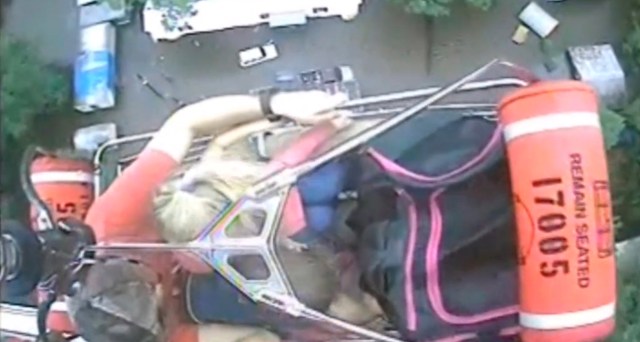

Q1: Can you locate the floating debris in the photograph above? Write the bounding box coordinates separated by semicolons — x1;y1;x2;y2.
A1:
518;1;559;39
136;73;166;100
568;44;627;109
512;25;530;45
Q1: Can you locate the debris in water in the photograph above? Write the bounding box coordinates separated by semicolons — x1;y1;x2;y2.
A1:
136;73;166;100
518;1;559;39
160;71;174;84
512;25;530;45
568;44;627;109
136;73;186;107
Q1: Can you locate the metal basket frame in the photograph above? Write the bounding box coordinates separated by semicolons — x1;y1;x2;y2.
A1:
2;62;531;342
92;76;527;198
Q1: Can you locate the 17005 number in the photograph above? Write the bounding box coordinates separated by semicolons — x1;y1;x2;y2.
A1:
532;177;570;278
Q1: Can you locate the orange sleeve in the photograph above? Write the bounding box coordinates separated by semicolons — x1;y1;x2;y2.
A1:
86;148;179;242
169;324;199;342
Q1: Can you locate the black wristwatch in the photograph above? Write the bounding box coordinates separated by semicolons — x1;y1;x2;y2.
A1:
258;87;283;122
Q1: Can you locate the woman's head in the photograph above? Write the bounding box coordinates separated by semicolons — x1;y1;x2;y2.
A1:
153;158;339;312
154;116;349;307
153;155;266;243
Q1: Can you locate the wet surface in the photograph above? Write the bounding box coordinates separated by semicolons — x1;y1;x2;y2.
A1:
429;0;629;80
0;0;633;337
5;1;431;135
3;0;628;137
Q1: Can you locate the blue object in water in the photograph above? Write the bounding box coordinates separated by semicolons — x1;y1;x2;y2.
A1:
74;50;116;113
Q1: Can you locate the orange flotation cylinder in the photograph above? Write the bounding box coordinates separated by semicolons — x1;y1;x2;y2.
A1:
29;155;94;231
498;81;616;342
30;154;93;336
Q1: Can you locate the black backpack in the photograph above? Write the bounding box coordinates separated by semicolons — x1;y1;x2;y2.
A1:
347;108;521;342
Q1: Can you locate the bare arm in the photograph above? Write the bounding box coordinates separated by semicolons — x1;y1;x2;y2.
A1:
205;117;347;165
146;91;348;164
147;95;265;163
202;119;282;161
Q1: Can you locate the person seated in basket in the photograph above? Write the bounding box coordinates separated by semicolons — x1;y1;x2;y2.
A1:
152;114;384;339
65;90;382;342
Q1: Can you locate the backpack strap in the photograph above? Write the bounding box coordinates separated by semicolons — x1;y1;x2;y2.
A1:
366;109;503;189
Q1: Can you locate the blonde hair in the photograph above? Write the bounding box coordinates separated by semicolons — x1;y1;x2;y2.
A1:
153;141;266;243
152;131;339;311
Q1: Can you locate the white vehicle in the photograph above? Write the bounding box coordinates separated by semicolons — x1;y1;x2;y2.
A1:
239;42;279;68
143;0;364;42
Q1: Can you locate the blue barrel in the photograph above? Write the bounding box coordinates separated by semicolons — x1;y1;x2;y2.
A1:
74;22;116;113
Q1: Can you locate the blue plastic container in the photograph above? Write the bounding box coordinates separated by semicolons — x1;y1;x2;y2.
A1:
74;22;116;113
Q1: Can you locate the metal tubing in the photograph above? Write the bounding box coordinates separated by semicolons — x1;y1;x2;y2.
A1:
3;66;530;342
86;242;202;252
339;77;527;109
116;103;497;166
248;59;503;198
92;77;525;167
93;74;526;200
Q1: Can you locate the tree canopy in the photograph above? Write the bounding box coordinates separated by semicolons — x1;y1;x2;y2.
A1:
389;0;494;17
608;0;640;339
0;36;70;193
0;37;69;146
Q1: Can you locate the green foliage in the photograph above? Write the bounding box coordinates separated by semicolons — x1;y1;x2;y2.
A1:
621;97;640;132
623;0;640;71
610;272;640;341
110;0;194;29
389;0;494;17
0;36;70;191
611;2;640;338
601;103;640;241
608;141;640;241
0;37;69;145
601;107;627;150
464;0;493;11
604;113;640;339
608;100;640;242
151;0;193;9
608;0;640;240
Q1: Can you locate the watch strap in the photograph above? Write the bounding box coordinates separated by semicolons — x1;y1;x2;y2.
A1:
259;87;282;122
